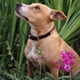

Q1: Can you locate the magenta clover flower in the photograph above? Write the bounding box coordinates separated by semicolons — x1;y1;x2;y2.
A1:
55;50;75;72
55;60;58;64
64;64;71;72
35;56;39;60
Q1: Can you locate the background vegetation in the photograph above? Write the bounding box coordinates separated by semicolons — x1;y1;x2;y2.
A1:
0;0;80;80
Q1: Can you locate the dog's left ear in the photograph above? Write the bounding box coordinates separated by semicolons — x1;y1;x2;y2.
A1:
50;10;67;21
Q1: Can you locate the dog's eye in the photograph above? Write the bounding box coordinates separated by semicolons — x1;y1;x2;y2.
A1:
35;6;40;10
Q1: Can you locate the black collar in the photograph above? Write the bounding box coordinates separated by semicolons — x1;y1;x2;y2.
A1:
29;26;55;41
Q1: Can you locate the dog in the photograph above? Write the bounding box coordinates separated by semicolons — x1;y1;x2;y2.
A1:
15;3;80;78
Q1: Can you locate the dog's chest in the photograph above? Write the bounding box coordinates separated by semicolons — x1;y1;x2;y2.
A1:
27;41;39;62
27;27;41;62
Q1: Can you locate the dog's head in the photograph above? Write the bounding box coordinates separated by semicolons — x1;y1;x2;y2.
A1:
15;3;67;27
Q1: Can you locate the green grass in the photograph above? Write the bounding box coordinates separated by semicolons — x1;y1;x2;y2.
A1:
0;0;80;80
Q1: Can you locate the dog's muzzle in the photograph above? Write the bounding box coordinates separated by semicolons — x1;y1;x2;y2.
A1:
15;3;22;14
15;3;29;21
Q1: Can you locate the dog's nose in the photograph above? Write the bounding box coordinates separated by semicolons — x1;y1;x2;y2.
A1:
15;3;22;12
16;3;22;8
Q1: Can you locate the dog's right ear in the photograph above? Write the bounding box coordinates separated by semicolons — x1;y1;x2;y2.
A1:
49;9;67;21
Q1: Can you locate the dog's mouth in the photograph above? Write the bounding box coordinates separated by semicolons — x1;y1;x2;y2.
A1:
15;3;29;21
22;16;29;21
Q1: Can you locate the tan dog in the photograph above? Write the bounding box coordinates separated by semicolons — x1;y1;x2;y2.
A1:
15;3;80;78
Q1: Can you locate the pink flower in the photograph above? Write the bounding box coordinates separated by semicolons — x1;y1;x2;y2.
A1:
56;65;61;69
43;56;47;59
55;60;58;63
35;56;39;60
70;62;74;66
63;58;71;64
64;65;71;72
67;50;75;60
60;51;68;59
56;65;64;70
55;50;75;73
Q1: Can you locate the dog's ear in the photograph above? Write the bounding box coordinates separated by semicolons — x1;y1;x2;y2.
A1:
50;10;67;21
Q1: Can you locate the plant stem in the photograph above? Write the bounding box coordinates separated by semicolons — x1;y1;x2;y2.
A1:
60;70;65;80
39;61;42;80
70;69;72;80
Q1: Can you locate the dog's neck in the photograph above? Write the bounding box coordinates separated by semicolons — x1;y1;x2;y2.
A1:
29;22;55;37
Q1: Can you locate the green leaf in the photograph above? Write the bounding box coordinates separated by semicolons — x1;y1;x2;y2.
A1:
41;77;49;80
58;76;70;80
3;71;19;80
74;72;80;80
68;37;80;44
33;72;38;80
46;72;56;80
25;76;32;80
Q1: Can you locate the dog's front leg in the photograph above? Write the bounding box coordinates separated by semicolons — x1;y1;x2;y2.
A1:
50;67;59;78
27;60;35;78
